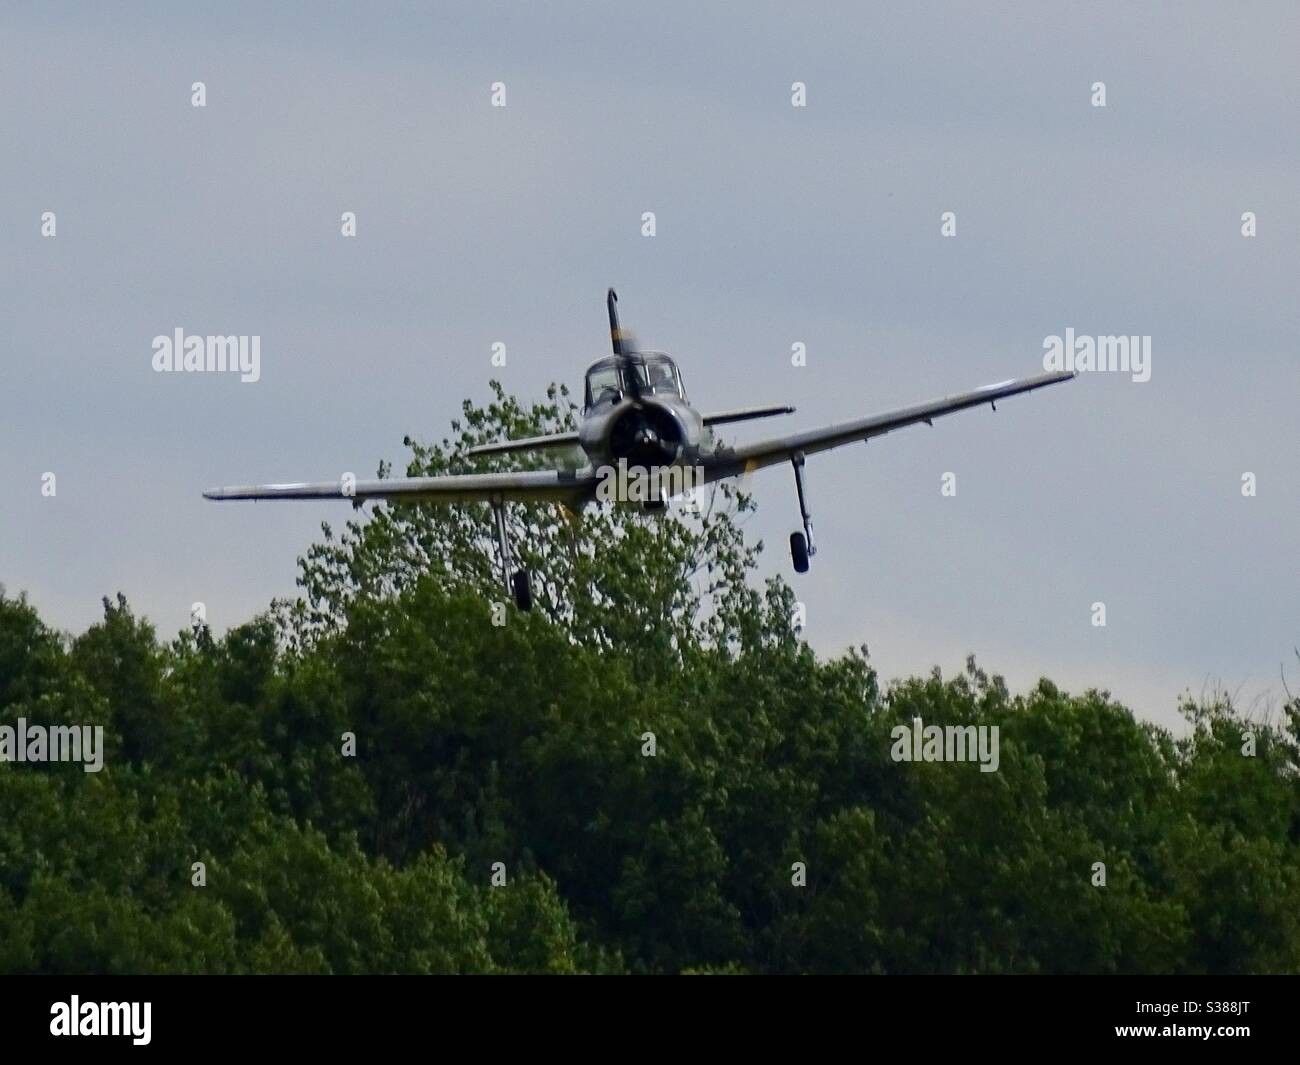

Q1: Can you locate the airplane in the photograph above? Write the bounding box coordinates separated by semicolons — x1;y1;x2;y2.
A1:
205;289;1075;612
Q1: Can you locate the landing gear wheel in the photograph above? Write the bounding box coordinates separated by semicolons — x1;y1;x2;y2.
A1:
511;569;533;612
789;532;810;574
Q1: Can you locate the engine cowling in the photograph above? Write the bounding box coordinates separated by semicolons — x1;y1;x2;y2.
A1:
607;403;684;469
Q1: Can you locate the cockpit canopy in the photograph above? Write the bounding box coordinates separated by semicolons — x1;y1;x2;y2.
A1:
584;352;685;410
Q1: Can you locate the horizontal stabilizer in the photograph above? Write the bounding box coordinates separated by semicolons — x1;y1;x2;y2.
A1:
702;404;795;427
465;431;582;458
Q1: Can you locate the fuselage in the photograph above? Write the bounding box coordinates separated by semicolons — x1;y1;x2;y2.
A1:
578;352;707;469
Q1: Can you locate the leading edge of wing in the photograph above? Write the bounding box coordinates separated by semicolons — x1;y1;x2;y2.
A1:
705;370;1076;478
203;467;600;505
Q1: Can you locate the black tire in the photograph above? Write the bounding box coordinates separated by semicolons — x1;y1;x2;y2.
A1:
511;569;533;612
789;532;810;573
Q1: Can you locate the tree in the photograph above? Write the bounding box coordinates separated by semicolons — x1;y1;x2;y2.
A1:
2;378;1298;974
291;381;769;665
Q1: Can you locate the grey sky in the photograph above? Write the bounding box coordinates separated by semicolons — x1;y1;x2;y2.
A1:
2;2;1296;729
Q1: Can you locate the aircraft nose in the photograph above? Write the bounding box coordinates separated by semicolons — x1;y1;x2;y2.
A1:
609;402;684;467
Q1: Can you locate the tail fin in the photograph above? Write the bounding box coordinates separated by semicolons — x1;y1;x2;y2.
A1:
607;288;627;355
606;287;640;357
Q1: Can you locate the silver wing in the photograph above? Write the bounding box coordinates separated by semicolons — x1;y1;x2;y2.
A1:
700;370;1075;481
204;467;600;506
205;372;1072;505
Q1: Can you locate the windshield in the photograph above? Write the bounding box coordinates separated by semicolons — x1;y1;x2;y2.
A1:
587;365;622;406
643;357;680;396
586;355;683;407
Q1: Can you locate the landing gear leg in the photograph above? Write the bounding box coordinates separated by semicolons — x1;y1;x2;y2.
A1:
492;499;532;611
789;451;816;574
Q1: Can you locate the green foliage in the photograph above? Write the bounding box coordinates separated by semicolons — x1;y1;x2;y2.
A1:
0;390;1297;974
291;381;764;662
